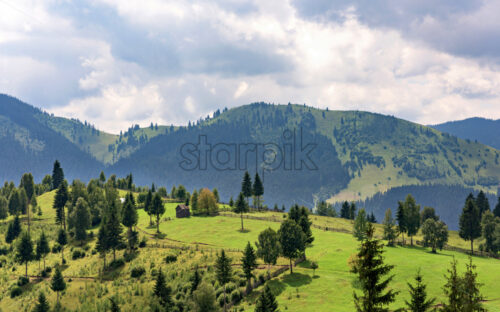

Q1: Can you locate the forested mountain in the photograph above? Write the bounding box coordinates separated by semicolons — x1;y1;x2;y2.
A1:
3;95;500;224
0;94;101;182
431;117;500;150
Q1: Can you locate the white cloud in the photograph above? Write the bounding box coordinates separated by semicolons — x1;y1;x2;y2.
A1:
233;81;248;99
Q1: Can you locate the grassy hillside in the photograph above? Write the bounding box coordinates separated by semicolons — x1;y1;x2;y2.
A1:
1;191;499;311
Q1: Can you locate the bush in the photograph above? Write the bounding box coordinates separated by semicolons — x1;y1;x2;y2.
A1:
17;276;29;286
139;237;147;248
165;255;177;264
109;259;125;269
124;252;136;263
0;246;9;255
131;266;146;278
10;287;22;298
72;249;86;260
51;244;61;253
258;273;266;284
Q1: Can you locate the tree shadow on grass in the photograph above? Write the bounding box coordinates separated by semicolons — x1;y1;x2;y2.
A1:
281;272;312;287
237;229;250;233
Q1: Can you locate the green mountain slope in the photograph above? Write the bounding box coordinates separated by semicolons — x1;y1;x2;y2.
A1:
110;102;500;207
0;94;102;182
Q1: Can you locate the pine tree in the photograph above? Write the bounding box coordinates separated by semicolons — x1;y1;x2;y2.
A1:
255;284;279;312
405;270;435;311
353;208;368;241
8;189;21;216
215;250;232;312
190;267;201;293
459;196;482;254
481;211;498;252
96;216;110;270
476;190;490;216
150;193;165;233
253;173;264;210
52;160;65;190
154;268;172;308
462;257;485;311
383;208;397;246
51;267;66;304
99;171;106;185
53;182;68;229
0;195;8;220
191;190;199;214
16;231;34;278
74;198;90;243
340;201;350;219
397;201;407;245
493;197;500;218
57;228;67;265
20;173;35;233
34;292;50;312
228;196;234;208
241;171;253;205
36;231;50;271
106;201;123;261
109;298;121;312
212;188;219;203
234;192;249;231
144;190;153;225
242;242;258;287
122;192;138;250
6;215;22;243
349;202;357;220
351;223;398;312
278;219;306;274
442;258;462;311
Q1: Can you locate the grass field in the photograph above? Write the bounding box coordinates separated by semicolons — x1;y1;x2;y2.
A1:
1;191;499;311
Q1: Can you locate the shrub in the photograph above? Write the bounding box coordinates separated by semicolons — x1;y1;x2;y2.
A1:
124;252;136;263
72;249;85;260
258;273;266;284
131;267;146;278
51;244;61;253
17;276;29;286
165;255;177;264
10;287;22;298
108;259;125;269
139;237;147;248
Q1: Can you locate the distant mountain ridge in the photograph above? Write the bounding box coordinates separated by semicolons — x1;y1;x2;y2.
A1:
431;117;500;150
2;94;500;228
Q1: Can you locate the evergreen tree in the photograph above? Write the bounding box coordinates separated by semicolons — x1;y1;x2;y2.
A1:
288;205;314;244
242;242;258;287
241;171;253;205
190;267;201;293
278;219;306;274
215;250;232;312
57;228;67;265
53;182;68;229
340;201;350;219
382;208;397;246
461;257;485;311
144;190;153;225
228;196;234;208
475;190;490;216
20;173;35;233
52;160;64;190
0;195;8;220
122;192;138;250
442;258;462;311
349;202;357;220
421;219;448;253
6;215;22;243
8;189;21;216
154;268;173;308
96;216;110;270
421;206;439;223
397;201;407;245
74;198;90;243
256;227;281;272
459;196;482;254
212;188;219;203
99;171;106;185
353;208;368;241
191;190;199;213
367;212;377;223
255;284;279;312
106;201;123;261
109;298;121;312
36;231;50;271
253;173;264;209
405;270;435;312
404;194;421;246
351;224;398;312
51;267;66;304
234;192;249;231
16;231;34;278
150;193;165;233
34;292;50;312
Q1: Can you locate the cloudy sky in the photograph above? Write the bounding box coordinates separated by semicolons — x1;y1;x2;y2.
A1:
1;0;500;133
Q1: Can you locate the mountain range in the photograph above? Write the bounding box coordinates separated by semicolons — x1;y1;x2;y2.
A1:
2;93;500;229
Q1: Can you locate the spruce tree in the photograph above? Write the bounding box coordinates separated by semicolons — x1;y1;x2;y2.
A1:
8;189;21;216
106;201;123;261
144;190;153;225
52;160;64;190
341;201;350;219
255;284;279;312
459;196;482;254
6;215;22;243
215;250;232;312
20;173;35;233
51;267;66;304
242;242;258;287
74;198;90;244
241;171;253;205
57;228;67;265
349;202;357;220
353;208;368;241
212;188;219;203
475;190;490;216
493;197;500;218
405;270;435;311
228;196;234;208
34;292;50;312
96;216;110;270
461;257;485;311
150;193;165;233
351;223;398;312
0;195;7;220
122;192;138;250
154;268;172;308
191;190;199;214
278;219;306;274
16;231;34;278
382;208;397;246
109;298;121;312
442;258;462;311
36;231;50;271
481;211;498;252
234;192;249;231
190;267;201;293
53;182;68;229
253;173;264;209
